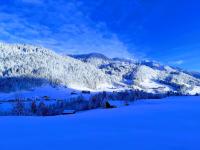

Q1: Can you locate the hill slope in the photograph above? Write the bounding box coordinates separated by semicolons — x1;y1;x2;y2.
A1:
0;43;112;93
72;53;200;95
0;42;200;99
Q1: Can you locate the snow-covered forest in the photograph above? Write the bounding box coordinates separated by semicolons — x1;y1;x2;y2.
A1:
0;42;200;115
0;42;200;95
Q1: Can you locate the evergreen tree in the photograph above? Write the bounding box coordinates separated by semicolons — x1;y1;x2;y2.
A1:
37;102;48;116
31;101;37;114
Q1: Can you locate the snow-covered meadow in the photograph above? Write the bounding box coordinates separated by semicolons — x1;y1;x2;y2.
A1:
0;96;199;150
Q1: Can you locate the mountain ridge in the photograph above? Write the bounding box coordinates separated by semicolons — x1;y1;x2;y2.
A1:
0;42;200;98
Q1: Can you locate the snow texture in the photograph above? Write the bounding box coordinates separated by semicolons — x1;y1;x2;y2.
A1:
0;96;200;150
0;42;200;99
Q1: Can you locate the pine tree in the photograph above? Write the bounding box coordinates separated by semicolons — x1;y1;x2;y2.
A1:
37;102;48;116
31;101;37;114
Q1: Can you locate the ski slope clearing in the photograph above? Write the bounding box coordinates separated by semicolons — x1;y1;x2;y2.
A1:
0;96;200;150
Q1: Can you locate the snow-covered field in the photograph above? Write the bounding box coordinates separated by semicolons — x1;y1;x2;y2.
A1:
0;96;200;150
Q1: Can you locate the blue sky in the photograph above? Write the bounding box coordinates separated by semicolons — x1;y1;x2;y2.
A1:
0;0;199;71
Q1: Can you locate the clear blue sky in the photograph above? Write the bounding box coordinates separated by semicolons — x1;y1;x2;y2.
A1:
0;0;199;71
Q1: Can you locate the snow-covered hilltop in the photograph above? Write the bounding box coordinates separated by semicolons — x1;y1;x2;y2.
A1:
0;43;112;92
70;53;200;95
0;42;200;97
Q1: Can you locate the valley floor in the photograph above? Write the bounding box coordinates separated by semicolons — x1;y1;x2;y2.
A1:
0;96;200;150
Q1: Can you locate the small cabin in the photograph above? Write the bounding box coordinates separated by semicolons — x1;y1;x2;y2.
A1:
105;101;117;109
106;100;126;108
81;90;91;94
71;91;77;95
62;109;76;115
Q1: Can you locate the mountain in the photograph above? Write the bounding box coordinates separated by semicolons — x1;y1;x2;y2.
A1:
71;53;200;95
70;53;110;61
0;42;200;100
0;43;112;93
69;53;111;67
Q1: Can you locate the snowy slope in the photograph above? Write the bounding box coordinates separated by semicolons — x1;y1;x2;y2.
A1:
0;85;76;100
1;96;200;150
0;43;112;93
72;53;200;94
0;42;200;99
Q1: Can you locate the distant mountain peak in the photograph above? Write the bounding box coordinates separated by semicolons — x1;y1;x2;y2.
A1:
69;52;110;61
